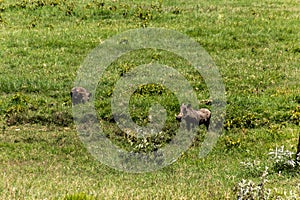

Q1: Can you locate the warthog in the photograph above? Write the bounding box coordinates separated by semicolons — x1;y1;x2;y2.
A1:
176;103;211;131
70;87;91;105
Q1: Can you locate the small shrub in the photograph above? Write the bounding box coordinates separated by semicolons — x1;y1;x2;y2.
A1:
135;84;166;96
240;159;266;177
291;106;300;125
268;146;300;173
224;136;240;151
234;167;270;200
225;113;264;130
234;167;300;199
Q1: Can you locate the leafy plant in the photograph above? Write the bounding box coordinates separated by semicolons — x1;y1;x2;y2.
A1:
234;167;300;200
240;159;266;177
291;106;300;125
224;136;240;151
234;167;270;200
268;146;300;173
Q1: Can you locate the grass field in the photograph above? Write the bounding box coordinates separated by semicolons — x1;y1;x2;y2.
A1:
0;0;299;199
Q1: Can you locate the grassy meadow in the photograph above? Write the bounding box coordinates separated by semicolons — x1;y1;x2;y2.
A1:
0;0;300;199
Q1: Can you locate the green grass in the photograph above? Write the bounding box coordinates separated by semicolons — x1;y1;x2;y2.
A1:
0;0;300;199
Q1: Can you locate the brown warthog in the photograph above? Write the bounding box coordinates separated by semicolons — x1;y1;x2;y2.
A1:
70;87;91;105
176;103;211;131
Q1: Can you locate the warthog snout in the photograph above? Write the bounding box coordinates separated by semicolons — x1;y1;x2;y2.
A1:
176;113;183;121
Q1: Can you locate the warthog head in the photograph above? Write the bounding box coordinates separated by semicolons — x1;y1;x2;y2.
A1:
70;87;92;105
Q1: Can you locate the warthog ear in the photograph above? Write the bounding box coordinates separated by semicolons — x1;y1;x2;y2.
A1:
88;93;92;97
187;104;192;108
